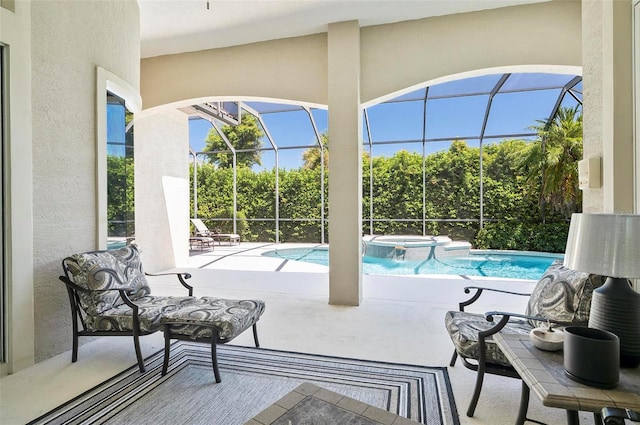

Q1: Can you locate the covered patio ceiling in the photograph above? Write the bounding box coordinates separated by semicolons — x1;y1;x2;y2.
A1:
138;0;550;58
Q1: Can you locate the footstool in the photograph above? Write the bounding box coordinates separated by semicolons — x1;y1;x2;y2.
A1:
160;297;266;382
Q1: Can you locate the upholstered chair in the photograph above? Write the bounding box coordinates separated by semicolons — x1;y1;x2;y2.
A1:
445;260;605;418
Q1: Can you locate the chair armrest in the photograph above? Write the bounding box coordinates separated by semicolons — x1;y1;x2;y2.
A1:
458;286;531;311
145;272;193;296
484;311;575;329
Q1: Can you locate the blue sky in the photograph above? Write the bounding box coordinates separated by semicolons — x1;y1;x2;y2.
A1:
189;73;582;171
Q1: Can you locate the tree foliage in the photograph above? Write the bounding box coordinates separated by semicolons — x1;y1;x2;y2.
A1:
107;155;134;236
517;106;583;219
191;111;582;252
302;132;329;170
203;114;264;168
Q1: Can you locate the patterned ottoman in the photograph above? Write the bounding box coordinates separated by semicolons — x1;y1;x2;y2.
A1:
160;297;266;382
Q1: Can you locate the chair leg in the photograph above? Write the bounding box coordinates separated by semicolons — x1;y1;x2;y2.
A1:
71;327;79;363
515;380;530;425
252;323;260;348
132;331;146;373
466;361;486;417
449;350;458;367
211;329;221;383
162;324;171;376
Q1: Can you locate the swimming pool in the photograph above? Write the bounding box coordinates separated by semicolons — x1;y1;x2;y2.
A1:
262;247;562;280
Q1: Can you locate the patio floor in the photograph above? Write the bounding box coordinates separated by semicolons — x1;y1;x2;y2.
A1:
0;243;594;424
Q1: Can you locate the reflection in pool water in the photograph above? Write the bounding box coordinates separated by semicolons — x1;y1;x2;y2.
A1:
262;247;562;280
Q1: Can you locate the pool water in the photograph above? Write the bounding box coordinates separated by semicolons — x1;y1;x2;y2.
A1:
262;247;562;280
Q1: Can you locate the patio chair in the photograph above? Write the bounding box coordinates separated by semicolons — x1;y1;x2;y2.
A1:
59;244;264;374
445;259;605;418
191;218;240;245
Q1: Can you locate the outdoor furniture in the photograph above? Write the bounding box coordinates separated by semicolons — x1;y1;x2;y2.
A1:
213;232;240;245
59;244;265;374
191;218;240;245
602;408;640;424
161;297;265;382
444;259;605;418
189;236;214;251
496;333;640;425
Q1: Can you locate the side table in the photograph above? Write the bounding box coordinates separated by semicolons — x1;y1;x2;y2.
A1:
495;332;640;425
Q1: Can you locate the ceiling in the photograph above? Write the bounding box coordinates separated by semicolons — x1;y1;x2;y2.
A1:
138;0;549;58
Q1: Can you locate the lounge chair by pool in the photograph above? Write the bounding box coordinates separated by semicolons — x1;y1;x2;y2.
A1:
191;218;240;245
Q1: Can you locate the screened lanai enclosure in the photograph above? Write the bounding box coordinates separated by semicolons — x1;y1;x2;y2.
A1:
186;72;583;251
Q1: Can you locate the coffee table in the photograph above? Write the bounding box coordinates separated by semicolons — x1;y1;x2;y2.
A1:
244;382;418;425
495;332;640;425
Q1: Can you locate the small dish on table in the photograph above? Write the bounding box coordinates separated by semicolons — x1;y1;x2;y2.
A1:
529;327;564;351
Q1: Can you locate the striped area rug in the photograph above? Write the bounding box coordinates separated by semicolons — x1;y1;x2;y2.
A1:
28;342;459;425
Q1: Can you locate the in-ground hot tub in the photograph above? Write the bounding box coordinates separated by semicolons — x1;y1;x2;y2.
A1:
363;235;471;260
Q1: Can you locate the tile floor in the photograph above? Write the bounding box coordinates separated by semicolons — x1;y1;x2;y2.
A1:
0;243;596;424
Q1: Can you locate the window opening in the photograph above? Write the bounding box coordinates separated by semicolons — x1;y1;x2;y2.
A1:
106;92;135;249
187;72;582;247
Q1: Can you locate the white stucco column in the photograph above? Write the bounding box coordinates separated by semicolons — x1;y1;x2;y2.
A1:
135;108;190;271
582;0;635;213
327;21;363;305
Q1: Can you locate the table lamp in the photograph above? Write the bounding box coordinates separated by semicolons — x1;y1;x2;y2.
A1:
563;213;640;368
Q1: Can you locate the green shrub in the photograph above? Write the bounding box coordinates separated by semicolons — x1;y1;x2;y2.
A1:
474;221;569;253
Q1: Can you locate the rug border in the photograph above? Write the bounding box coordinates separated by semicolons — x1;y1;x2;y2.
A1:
26;342;460;425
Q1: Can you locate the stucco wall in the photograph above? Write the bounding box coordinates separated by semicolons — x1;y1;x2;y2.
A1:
30;0;140;362
141;1;582;109
581;0;605;212
141;33;328;110
361;0;582;103
582;0;635;213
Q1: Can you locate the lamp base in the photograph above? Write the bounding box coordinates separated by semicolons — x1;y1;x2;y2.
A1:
620;354;640;369
588;277;640;369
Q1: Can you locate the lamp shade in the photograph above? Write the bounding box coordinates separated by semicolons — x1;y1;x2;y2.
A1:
564;213;640;278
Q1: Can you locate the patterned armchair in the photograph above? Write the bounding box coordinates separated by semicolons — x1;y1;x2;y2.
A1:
60;245;198;372
444;259;605;418
59;244;265;376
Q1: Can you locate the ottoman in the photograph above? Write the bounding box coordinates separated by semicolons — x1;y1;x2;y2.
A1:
160;297;265;382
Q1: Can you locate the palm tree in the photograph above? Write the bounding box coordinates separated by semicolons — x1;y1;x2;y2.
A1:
517;106;583;219
302;132;329;170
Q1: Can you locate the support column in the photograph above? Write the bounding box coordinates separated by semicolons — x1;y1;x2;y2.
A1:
582;0;634;213
327;21;363;305
135;108;190;271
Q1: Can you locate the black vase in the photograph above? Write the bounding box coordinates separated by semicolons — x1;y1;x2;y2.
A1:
588;277;640;368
